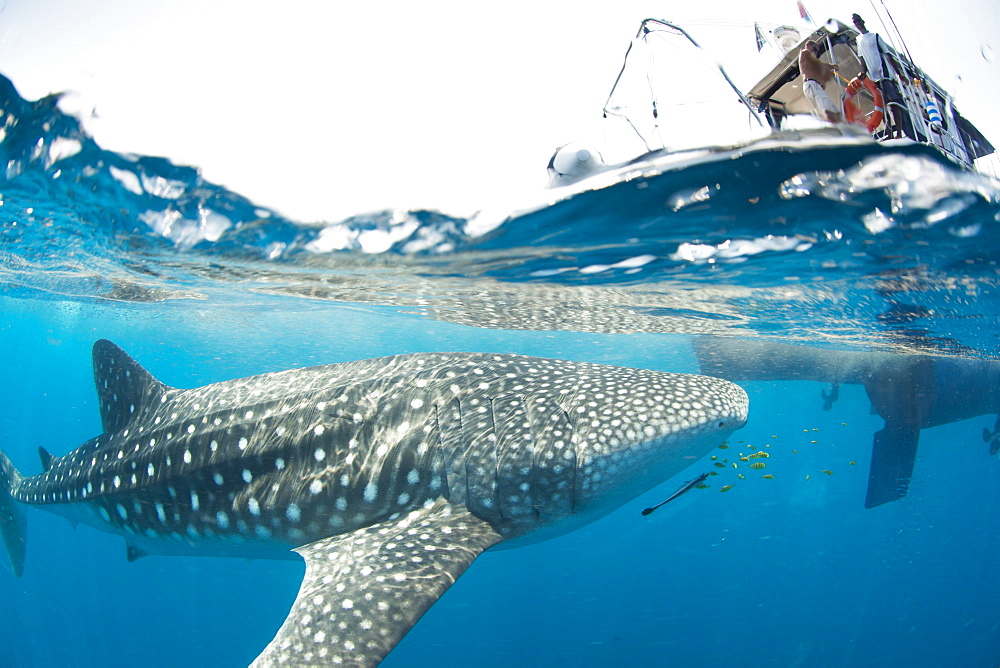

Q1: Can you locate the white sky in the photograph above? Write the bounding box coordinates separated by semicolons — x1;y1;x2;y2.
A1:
1;0;997;222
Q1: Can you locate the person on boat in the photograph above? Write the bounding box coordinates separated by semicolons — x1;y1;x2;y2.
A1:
798;41;842;123
852;13;905;138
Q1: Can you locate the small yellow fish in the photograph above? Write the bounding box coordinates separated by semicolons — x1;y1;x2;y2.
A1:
802;429;810;433
713;462;726;468
812;428;820;432
822;469;833;475
711;455;718;461
770;435;778;439
748;445;757;450
709;471;719;476
810;440;818;444
694;483;710;489
849;461;857;466
718;443;729;449
749;462;766;470
841;422;848;426
732;463;738;469
719;484;735;492
738;473;746;479
792;449;799;454
739;456;750;462
804;474;811;480
762;474;775;479
748;452;769;459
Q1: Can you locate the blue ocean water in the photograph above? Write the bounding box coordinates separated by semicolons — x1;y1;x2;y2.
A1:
0;71;999;667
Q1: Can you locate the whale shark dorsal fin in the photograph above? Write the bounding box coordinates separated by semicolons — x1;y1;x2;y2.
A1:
253;499;503;666
38;446;56;472
92;340;171;434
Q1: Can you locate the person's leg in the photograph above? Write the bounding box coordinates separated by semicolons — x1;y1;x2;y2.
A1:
879;80;905;139
890;106;904;138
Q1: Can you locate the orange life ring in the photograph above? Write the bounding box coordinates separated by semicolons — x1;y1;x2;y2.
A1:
843;76;885;132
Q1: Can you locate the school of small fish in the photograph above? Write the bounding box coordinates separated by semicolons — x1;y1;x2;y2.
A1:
679;418;861;499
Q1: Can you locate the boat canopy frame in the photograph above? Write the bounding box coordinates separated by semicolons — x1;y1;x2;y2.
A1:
602;18;765;152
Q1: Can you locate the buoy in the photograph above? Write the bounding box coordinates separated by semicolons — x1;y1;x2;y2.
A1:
843;77;885;133
926;100;943;128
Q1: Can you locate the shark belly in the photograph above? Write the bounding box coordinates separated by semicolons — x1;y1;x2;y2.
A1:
42;499;300;561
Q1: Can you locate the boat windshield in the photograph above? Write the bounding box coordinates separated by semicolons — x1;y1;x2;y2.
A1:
602;19;764;160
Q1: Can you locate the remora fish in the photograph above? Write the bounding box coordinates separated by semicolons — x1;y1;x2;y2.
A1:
641;471;711;515
0;340;748;665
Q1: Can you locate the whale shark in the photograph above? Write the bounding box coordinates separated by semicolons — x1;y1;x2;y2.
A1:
0;340;747;665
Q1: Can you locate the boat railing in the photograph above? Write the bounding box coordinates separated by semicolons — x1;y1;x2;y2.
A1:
884;64;974;166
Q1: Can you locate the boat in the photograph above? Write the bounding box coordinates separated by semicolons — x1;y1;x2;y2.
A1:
545;17;995;189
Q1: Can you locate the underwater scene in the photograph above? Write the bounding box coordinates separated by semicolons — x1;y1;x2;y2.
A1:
1;9;1000;667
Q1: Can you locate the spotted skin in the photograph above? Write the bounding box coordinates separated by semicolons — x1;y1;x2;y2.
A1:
0;340;748;665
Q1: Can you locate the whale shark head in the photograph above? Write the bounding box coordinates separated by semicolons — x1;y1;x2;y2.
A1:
446;358;749;543
571;368;746;505
0;342;748;665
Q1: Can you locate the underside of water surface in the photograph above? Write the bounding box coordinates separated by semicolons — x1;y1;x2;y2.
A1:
1;73;998;356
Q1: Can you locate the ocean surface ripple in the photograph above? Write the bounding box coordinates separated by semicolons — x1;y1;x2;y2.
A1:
1;73;999;355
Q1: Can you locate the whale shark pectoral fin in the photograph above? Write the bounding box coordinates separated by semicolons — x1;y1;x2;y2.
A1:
252;499;503;667
865;423;920;508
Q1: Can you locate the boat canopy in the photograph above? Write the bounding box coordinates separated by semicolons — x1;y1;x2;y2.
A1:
749;21;871;123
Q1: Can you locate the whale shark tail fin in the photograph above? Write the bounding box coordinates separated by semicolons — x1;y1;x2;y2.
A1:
0;450;26;577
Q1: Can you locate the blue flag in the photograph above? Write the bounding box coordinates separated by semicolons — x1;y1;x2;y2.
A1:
754;23;767;51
